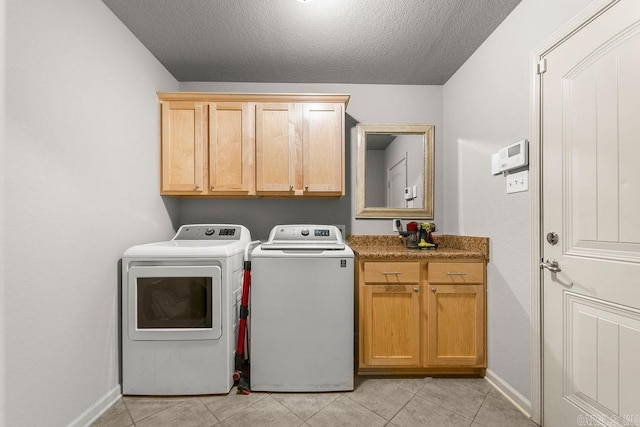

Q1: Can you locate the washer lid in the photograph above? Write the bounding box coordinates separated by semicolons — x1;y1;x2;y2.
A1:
260;224;345;250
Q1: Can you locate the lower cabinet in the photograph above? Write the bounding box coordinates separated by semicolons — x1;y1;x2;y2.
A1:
361;283;421;367
357;259;486;374
427;284;485;367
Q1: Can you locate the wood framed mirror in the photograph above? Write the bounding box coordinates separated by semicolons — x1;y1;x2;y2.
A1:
356;124;434;218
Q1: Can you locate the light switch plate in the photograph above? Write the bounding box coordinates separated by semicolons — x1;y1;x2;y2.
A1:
507;171;528;194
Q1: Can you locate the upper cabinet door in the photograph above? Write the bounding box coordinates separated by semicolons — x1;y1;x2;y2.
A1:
255;103;298;195
302;103;344;195
208;102;255;195
160;101;207;195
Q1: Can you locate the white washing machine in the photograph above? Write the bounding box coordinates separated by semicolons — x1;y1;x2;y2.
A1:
122;224;251;395
250;224;354;392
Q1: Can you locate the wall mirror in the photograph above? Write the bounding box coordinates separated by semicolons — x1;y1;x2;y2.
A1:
356;124;434;218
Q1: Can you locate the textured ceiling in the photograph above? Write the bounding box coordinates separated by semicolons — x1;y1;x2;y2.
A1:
102;0;521;85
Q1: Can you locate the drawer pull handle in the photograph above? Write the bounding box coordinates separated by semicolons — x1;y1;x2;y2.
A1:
446;272;467;276
382;272;402;275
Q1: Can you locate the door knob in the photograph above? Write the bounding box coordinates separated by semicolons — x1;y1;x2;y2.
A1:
546;232;559;245
540;259;561;273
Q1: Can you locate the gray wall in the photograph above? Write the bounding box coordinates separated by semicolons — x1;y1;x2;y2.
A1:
0;0;5;423
179;82;443;240
4;0;179;425
365;150;385;207
442;0;591;402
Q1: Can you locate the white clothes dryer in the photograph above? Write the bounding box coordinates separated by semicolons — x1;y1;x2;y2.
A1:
122;224;251;395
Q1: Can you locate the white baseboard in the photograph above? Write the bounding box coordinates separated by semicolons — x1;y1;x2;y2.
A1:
485;369;533;419
68;385;121;427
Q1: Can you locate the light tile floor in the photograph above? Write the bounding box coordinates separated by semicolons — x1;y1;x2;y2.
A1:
92;377;538;427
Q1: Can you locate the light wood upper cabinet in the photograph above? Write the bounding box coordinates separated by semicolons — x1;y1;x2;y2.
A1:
160;100;253;196
255;102;345;196
302;103;344;195
161;101;207;195
208;102;254;195
158;92;349;198
255;103;298;194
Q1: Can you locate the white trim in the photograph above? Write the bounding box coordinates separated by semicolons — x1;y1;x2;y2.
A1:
529;0;621;425
486;369;532;419
528;47;543;426
68;385;121;427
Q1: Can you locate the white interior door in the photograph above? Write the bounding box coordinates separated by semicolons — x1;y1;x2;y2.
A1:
387;155;407;208
541;1;640;425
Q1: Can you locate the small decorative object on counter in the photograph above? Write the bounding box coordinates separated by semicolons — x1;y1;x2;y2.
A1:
418;222;438;250
405;221;419;249
396;220;438;249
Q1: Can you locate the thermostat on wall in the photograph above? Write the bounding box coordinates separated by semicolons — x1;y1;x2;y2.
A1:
492;139;528;175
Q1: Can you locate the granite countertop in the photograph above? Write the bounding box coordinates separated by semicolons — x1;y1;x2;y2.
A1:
346;234;489;261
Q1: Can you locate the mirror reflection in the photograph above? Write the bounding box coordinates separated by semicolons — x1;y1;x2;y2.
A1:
356;124;434;219
365;134;425;209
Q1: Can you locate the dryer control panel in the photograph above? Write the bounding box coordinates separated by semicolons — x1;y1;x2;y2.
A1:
173;224;242;240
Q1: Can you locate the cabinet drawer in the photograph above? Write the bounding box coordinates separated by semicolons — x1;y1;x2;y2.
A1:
364;262;420;284
427;262;484;284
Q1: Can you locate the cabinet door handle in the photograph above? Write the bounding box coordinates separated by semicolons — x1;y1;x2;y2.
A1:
289;185;294;191
210;185;215;191
304;186;309;192
446;272;467;276
414;287;419;293
194;184;200;190
431;287;437;293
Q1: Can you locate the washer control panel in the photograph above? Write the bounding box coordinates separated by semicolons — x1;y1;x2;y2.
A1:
173;225;241;240
267;225;343;243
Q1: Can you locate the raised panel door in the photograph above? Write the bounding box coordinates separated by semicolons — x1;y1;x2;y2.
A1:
426;284;484;367
302;103;344;195
208;102;255;195
541;1;640;423
361;283;421;367
255;103;298;194
160;101;206;195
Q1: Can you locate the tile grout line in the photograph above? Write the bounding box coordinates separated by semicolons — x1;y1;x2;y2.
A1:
342;391;389;422
343;381;422;423
288;392;343;422
117;397;136;427
470;389;491;425
415;380;490;424
262;394;306;425
385;380;424;424
197;395;223;426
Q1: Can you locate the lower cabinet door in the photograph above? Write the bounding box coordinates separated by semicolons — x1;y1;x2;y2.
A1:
426;284;485;367
361;284;421;367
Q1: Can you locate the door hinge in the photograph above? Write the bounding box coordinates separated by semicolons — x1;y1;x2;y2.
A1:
537;58;547;74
